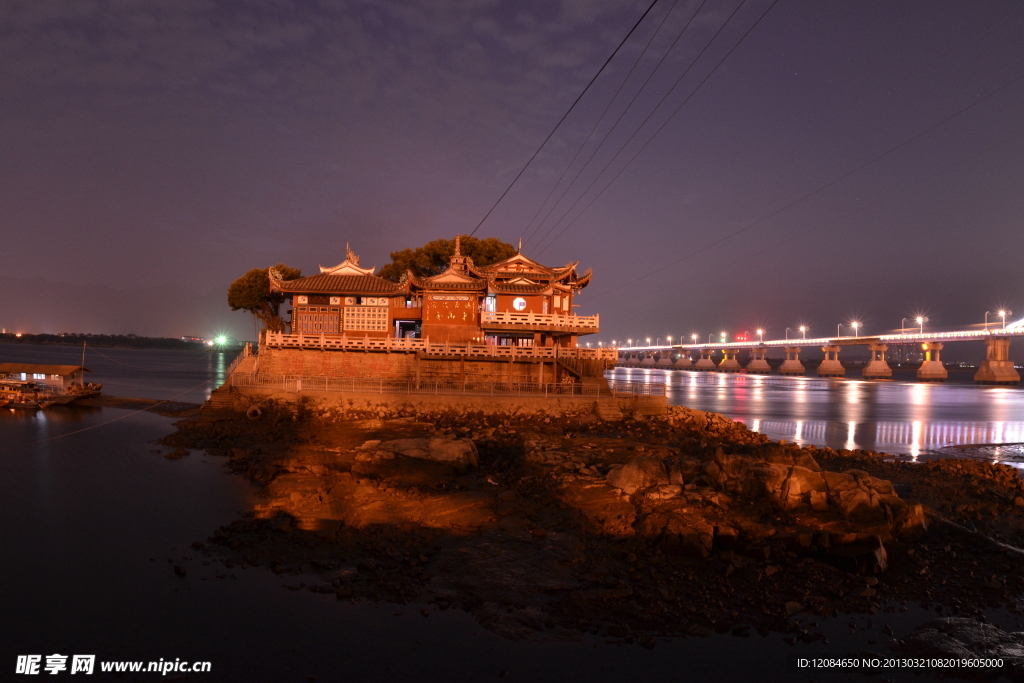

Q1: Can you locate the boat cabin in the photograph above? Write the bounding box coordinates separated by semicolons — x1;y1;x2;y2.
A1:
0;363;90;393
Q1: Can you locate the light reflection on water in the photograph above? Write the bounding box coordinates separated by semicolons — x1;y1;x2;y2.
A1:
610;367;1024;466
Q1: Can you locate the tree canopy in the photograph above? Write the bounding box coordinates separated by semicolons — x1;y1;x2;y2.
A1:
227;263;301;332
377;236;516;282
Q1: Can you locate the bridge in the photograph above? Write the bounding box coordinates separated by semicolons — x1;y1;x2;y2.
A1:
615;322;1024;384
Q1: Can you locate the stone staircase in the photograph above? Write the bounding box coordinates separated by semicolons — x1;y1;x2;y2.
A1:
595;398;623;421
202;386;235;413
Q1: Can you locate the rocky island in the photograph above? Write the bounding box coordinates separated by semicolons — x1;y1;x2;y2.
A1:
160;399;1024;675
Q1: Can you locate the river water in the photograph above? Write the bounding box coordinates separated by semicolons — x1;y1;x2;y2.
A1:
611;366;1024;467
2;343;1019;681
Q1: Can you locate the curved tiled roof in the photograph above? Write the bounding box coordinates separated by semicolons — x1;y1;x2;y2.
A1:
489;282;551;294
273;273;403;295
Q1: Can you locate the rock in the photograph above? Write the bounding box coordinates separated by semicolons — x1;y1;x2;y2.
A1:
892;502;928;537
606;455;669;494
779;466;827;509
785;601;804;616
358;440;381;450
638;514;713;557
809;490;829;511
1014;496;1024;507
372;437;479;469
897;618;1024;675
647;484;682;500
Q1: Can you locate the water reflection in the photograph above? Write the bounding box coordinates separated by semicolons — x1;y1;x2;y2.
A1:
611;367;1024;465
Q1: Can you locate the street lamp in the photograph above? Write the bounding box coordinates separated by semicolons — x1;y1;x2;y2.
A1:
916;316;926;334
708;333;713;344
666;335;672;346
799;326;807;339
691;333;698;343
720;331;727;343
627;339;632;347
999;309;1011;329
851;321;861;337
902;317;907;333
646;337;651;347
785;327;791;340
756;328;764;343
837;323;842;338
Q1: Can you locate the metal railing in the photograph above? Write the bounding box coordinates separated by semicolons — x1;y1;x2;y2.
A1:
224;343;253;376
480;311;599;329
607;379;666;397
262;332;617;360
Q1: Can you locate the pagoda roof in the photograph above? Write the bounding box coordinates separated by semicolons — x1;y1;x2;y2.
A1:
319;244;377;276
488;281;551;295
472;252;578;278
270;272;403;296
270;245;405;296
410;268;487;291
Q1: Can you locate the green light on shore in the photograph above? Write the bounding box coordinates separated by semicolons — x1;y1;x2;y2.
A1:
216;336;228;346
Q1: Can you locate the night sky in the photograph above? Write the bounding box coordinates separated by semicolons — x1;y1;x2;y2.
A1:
2;0;1022;349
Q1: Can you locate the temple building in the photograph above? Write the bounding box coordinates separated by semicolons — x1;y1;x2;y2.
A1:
269;239;596;349
257;240;610;383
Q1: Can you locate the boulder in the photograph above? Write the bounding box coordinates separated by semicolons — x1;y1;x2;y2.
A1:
779;466;827;509
606;455;669;494
372;437;479;469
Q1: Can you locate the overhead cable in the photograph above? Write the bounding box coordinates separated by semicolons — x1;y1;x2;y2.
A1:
534;0;778;256
467;0;661;237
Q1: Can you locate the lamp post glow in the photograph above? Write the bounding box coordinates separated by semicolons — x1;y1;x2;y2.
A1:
851;321;860;337
666;335;672;346
691;334;698;343
646;337;651;347
799;326;807;339
916;316;926;334
999;310;1011;329
627;339;632;347
756;328;764;343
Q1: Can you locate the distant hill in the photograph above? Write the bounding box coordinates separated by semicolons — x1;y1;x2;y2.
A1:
0;332;246;350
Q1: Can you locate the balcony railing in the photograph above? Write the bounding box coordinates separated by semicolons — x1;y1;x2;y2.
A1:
480;311;599;329
262;332;616;360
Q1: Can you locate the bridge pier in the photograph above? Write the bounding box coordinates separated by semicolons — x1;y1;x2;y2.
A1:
862;343;892;379
640;352;656;366
778;347;805;375
694;349;716;371
974;337;1020;384
817;346;845;377
717;349;742;373
746;346;771;374
656;353;673;368
917;342;948;382
673;354;693;369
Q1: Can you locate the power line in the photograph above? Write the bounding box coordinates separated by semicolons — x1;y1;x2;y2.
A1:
536;0;774;255
467;0;661;237
519;0;685;247
584;68;1024;299
522;0;707;249
591;126;1024;305
534;0;771;256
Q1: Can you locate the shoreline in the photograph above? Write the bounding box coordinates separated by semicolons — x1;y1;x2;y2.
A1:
157;398;1024;667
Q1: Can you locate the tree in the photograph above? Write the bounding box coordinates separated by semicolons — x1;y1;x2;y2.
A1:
378;235;516;282
227;263;301;332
